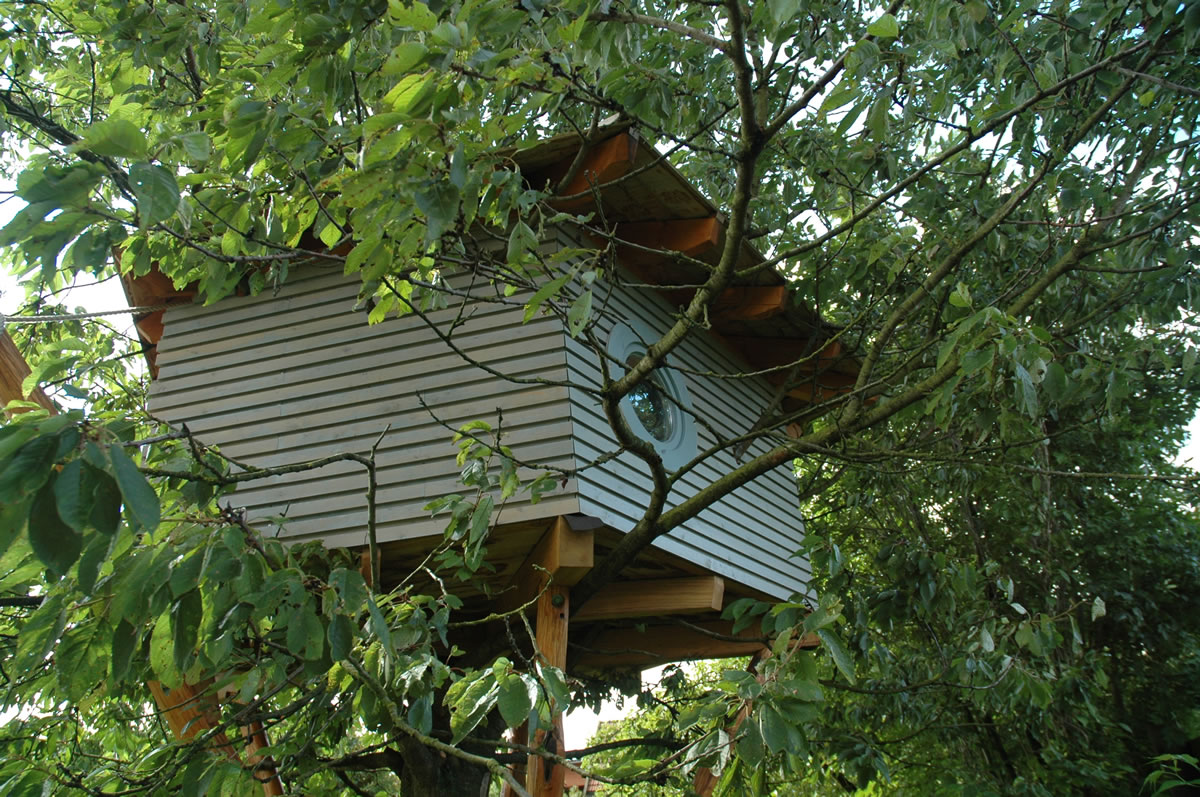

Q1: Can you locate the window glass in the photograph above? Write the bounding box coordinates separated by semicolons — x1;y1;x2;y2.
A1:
624;354;675;442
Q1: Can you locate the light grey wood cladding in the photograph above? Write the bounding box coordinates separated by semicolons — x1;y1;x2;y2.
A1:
149;268;580;551
149;252;811;599
558;249;812;600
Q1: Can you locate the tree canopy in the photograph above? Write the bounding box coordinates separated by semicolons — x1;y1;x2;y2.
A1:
1;0;1199;794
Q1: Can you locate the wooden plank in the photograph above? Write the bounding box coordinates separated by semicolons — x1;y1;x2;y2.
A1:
572;620;771;671
572;576;723;622
528;583;570;797
0;331;55;414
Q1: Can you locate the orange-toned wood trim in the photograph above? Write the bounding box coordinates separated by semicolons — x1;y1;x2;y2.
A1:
358;549;374;589
552;133;638;202
0;331;55;414
147;679;240;759
242;720;285;796
711;285;788;322
571;576;724;623
613;216;722;268
719;336;849;372
528;583;570;797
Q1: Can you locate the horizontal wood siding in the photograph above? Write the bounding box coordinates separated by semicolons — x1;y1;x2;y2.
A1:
559;248;811;600
149;268;579;549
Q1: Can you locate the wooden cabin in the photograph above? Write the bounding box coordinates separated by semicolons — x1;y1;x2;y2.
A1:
0;124;863;797
132;127;858;677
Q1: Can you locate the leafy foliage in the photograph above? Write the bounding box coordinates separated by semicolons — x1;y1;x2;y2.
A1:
1;0;1199;793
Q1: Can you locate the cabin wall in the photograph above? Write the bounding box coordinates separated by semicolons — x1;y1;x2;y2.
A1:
556;236;812;600
148;268;580;550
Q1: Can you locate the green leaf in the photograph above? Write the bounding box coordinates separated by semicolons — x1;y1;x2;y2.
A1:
76;530;111;594
979;626;995;652
567;289;592;337
523;274;569;322
28;478;83;576
53;459;93;532
414;182;459;240
111;618;138;682
1043;361;1067;400
381;42;430;75
149;611;180;688
108;444;160;534
866;13;900;37
287;603;325;660
130;162;181;228
76;118;147;159
507;221;538;265
758;705;790;754
1091;596;1106;620
448;671;499;743
366;595;393;652
330;567;369;612
384;72;436;117
13;591;67;675
816;628;856;684
172;589;204;674
56;618;110;701
179;131;212;161
964;0;988;23
767;0;801;27
0;434;57;504
497;672;537;728
0;425;36;464
388;0;438;30
169;551;204;597
328;613;354;660
468;495;493;544
89;468;122;535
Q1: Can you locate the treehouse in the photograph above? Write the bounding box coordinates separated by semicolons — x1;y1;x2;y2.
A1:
127;126;859;678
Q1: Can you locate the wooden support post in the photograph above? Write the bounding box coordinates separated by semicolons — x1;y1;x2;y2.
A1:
500;517;593;797
528;583;570;797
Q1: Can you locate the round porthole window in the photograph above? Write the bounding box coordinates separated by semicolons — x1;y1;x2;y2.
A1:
608;322;697;470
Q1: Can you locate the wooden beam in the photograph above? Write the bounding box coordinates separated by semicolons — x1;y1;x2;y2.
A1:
572;576;724;623
573;620;770;671
550;132;638;203
503;517;594;612
710;285;788;322
612;216;722;268
0;331;55;414
147;679;239;759
528;584;570;797
717;335;860;401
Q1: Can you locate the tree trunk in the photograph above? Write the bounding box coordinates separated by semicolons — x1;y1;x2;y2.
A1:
397;736;491;796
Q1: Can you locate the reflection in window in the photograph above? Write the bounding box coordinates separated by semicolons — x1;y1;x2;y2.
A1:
625;354;675;442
